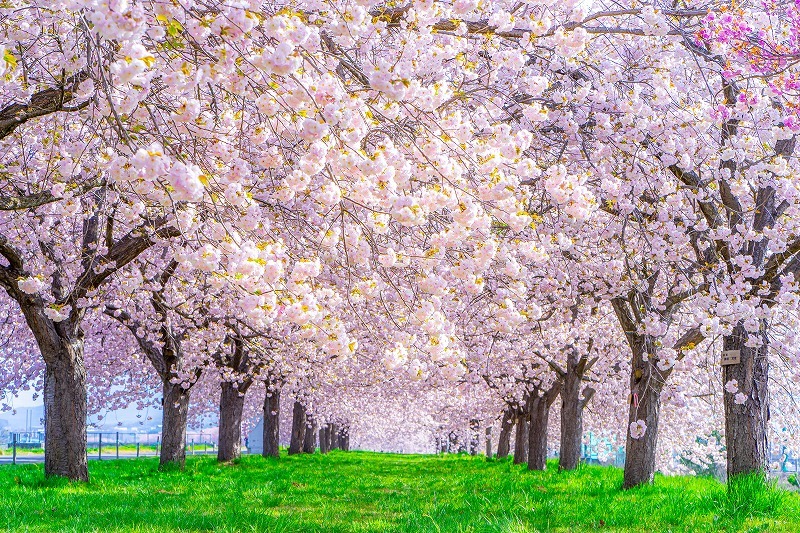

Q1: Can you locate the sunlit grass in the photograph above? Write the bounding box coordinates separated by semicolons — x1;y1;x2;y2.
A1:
1;451;798;532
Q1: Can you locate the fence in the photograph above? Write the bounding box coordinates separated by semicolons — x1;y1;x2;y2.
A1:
3;431;217;464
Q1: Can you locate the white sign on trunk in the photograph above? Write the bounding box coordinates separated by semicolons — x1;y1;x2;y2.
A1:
721;350;741;366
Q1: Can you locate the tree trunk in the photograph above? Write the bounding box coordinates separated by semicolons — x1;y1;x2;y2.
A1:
288;400;306;455
303;419;317;453
263;387;280;458
527;394;551;471
560;370;592;470
319;426;329;454
330;423;339;450
496;408;514;459
513;413;529;465
723;322;769;478
612;298;672;488
560;370;582;470
217;381;247;462
623;379;663;489
485;427;492;458
469;418;480;456
42;338;88;481
447;432;457;453
160;378;191;469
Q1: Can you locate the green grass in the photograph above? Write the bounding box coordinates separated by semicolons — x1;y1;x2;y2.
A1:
1;451;799;532
1;444;208;456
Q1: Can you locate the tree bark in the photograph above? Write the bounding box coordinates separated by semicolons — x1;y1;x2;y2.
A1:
623;377;663;489
42;338;88;481
319;426;329;454
559;359;596;470
560;368;583;470
613;298;670;489
217;381;248;462
303;419;317;453
19;302;89;481
330;423;339;450
496;408;514;459
263;387;281;458
160;378;191;469
723;322;769;478
527;395;549;471
513;411;529;465
527;384;561;471
288;400;306;455
469;418;480;456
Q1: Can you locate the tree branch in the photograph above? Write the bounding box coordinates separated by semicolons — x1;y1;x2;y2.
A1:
0;71;89;140
0;177;103;211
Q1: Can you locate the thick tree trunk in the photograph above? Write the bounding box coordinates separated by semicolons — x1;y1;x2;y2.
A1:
263;388;280;458
623;380;663;488
330;423;339;450
303;419;317;453
612;298;673;488
527;395;551;471
496;408;514;459
560;371;592;470
217;382;247;462
447;432;457;453
723;322;769;478
560;370;582;470
42;338;89;481
469;419;480;456
513;413;529;465
558;344;597;470
319;426;329;454
288;400;306;455
160;378;191;469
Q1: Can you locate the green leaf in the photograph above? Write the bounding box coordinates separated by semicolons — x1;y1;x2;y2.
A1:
3;49;17;69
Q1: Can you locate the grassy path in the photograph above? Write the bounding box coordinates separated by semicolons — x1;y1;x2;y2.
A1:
1;451;798;532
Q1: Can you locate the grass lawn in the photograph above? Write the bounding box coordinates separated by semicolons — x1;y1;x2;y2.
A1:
1;451;799;532
1;445;162;456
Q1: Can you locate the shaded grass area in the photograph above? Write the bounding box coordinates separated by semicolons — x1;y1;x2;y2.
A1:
1;451;799;532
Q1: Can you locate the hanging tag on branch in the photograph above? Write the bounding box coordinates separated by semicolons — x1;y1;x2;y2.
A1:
721;350;741;366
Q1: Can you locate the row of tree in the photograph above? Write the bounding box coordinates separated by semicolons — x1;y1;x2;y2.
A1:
0;0;798;489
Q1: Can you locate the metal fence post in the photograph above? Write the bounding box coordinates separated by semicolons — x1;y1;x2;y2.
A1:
98;433;102;460
136;442;140;458
12;433;16;465
116;432;119;459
